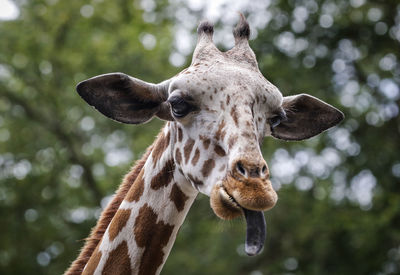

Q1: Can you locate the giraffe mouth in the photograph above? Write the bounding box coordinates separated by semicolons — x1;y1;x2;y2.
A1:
218;185;267;256
219;185;241;210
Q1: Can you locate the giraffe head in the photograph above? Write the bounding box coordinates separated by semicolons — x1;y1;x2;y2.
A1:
76;15;343;256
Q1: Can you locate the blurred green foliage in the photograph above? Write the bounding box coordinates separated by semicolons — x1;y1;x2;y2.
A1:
0;0;399;274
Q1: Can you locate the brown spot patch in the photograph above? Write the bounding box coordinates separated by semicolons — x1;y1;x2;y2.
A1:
226;94;230;105
134;204;174;275
214;145;226;157
125;170;145;202
205;107;217;113
215;120;226;141
82;245;102;275
175;148;182;165
200;136;211;149
184;139;195;164
177;127;183;142
202;159;215;177
169;184;189;212
108;209;131;242
187;174;203;186
192;148;200;166
242;131;255;139
102;241;131;275
231;107;239;127
220;101;225;110
228;135;238;149
150;159;175;190
152;132;170;168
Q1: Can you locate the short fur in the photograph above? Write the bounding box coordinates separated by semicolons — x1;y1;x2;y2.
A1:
64;146;153;275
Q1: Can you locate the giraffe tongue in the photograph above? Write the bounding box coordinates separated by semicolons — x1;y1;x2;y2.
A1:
243;208;266;256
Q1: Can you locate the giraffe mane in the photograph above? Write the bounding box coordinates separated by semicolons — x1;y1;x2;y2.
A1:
64;145;153;275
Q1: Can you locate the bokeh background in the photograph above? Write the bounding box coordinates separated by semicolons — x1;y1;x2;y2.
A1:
0;0;399;274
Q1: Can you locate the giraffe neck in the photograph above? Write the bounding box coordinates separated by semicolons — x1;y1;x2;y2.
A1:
82;124;198;275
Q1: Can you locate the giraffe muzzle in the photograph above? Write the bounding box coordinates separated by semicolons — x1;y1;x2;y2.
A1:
210;175;278;219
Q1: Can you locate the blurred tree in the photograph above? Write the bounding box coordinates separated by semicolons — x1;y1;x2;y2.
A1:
0;0;173;273
0;0;399;274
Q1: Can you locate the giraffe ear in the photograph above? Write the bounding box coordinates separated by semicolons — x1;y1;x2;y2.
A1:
271;94;344;141
76;73;174;124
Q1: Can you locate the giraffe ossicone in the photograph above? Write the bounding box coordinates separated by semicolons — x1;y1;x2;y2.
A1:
67;14;343;275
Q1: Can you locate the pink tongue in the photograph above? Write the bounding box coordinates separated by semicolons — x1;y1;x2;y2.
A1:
243;208;266;256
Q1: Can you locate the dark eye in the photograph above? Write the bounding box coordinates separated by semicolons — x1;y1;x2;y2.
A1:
269;110;287;129
168;96;192;118
270;116;281;128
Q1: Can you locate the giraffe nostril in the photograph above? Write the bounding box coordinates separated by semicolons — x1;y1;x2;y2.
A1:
236;161;246;176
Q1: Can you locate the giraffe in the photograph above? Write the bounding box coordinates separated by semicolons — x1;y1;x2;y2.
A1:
65;15;344;275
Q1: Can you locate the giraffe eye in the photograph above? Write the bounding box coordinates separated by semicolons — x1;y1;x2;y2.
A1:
270;116;281;128
269;111;287;129
168;96;193;118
